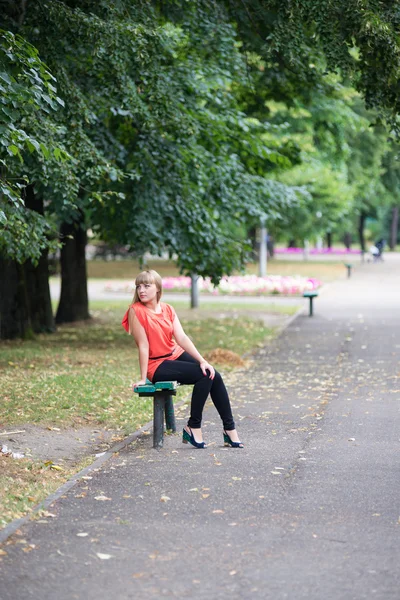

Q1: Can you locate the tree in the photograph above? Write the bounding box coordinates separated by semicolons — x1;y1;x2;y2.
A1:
0;30;71;338
380;144;400;249
226;0;400;122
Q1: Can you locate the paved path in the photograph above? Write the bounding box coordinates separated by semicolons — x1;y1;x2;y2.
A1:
1;258;400;599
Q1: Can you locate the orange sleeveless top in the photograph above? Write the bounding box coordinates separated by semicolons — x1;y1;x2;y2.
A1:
122;302;184;381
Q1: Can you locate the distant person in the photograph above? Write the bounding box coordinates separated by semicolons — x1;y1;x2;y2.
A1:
122;270;243;449
375;238;385;261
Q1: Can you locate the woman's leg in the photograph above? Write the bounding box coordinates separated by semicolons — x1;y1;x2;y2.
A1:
153;352;235;430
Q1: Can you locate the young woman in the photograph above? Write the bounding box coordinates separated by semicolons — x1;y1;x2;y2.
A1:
122;270;243;449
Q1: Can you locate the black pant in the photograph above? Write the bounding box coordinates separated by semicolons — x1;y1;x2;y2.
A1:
152;352;235;430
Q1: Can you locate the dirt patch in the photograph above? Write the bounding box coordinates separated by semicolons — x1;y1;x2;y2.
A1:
0;425;121;465
204;348;246;367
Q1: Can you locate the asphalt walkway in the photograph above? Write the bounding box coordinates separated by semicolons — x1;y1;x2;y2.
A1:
1;256;400;600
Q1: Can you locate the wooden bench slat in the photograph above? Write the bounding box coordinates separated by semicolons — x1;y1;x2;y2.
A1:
134;381;178;393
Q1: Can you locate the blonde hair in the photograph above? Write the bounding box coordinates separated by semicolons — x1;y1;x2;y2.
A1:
133;270;163;303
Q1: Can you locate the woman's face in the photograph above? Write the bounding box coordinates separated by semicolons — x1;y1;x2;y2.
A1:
136;281;158;303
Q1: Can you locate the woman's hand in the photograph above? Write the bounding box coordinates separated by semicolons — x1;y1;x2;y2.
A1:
199;361;215;379
132;379;147;391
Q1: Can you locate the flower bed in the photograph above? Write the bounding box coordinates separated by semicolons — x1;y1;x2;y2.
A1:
275;247;361;255
105;274;321;296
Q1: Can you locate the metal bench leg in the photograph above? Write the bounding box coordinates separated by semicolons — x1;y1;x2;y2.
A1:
153;394;164;449
164;394;176;432
309;297;314;317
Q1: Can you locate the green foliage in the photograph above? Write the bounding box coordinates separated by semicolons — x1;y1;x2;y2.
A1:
0;30;73;262
3;0;400;270
228;0;400;122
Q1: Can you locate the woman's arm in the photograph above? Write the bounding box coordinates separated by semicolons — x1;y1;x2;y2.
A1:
128;307;149;386
173;314;215;379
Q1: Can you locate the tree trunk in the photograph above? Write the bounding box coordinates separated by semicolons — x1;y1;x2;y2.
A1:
358;212;367;253
0;257;31;339
24;185;55;333
326;231;332;249
0;185;54;339
343;232;352;249
267;236;274;258
56;215;90;323
389;206;399;250
246;226;257;261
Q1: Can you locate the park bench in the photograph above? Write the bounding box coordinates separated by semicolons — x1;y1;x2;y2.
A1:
344;262;353;278
303;290;318;317
133;380;178;449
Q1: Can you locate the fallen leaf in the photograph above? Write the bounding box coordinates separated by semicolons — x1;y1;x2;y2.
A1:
160;496;170;502
96;553;113;560
202;494;210;499
0;550;7;556
94;495;111;501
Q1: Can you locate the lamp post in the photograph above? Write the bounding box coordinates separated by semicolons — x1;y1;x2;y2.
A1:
315;211;323;250
303;239;310;261
190;274;199;309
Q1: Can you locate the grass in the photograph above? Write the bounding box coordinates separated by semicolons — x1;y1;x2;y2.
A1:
0;300;275;431
0;456;83;530
244;259;349;282
88;298;300;316
86;258;346;283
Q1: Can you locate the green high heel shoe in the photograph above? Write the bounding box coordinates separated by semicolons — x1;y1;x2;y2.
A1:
223;430;244;448
182;427;206;449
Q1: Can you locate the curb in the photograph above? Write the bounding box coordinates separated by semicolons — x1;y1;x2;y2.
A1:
0;304;305;545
